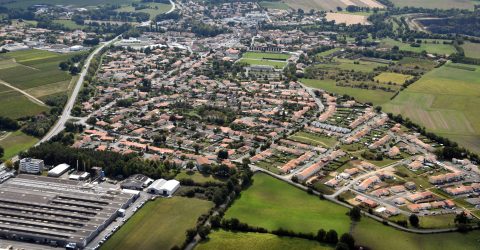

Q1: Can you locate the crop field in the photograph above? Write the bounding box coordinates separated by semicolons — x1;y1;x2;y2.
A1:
380;38;456;55
197;230;333;250
390;0;477;10
0;130;38;160
462;42;480;59
225;173;351;234
259;1;291;10
353;218;480;250
383;63;480;153
101;197;213;250
116;2;171;20
325;13;369;26
374;72;413;84
282;0;384;11
301;78;394;105
0;49;80;118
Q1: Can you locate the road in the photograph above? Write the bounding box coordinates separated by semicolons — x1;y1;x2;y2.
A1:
166;0;176;14
37;36;120;145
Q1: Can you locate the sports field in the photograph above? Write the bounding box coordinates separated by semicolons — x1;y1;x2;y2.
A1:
353;218;480;250
225;173;351;234
301;78;394;105
101;197;213;250
239;58;287;69
380;38;456;55
0;49;79;118
0;130;38;160
197;230;333;250
383;62;480;153
390;0;477;10
115;2;171;20
462;42;480;59
243;52;290;60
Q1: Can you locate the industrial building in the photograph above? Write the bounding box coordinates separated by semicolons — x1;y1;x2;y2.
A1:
0;174;138;248
147;179;180;196
120;174;154;190
19;158;44;174
48;163;71;177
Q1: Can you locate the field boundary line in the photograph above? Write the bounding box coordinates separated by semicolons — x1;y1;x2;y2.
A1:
0;80;46;106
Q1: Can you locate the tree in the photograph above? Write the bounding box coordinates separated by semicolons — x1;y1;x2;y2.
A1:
59;61;69;71
4;160;13;170
455;212;470;225
185;228;197;242
339;233;355;250
349;206;361;221
325;230;338;244
217;149;229;160
335;242;349;250
198;225;211;239
0;146;3;159
316;229;326;242
409;214;419;227
186;161;195;171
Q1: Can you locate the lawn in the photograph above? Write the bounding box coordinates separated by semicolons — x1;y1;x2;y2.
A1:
197;230;333;250
116;2;171;20
0;130;38;160
289;131;337;148
53;19;85;29
301;78;394;105
380;38;456;55
259;1;291;10
382;62;480;154
225;173;351;234
419;214;456;229
239;58;287;69
462;42;480;59
175;170;225;184
374;72;413;85
353;217;480;250
390;0;477;10
101;197;213;250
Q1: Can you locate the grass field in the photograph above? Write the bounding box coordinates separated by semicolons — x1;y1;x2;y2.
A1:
301;78;394;105
380;38;456;55
316;58;384;73
239;58;287;69
175;171;225;184
259;1;291;10
225;173;351;234
462;42;480;59
390;0;477;10
0;49;80;118
383;62;480;153
315;48;341;59
197;230;333;250
0;130;38;160
116;2;171;20
289;131;337;148
242;52;290;60
53;19;85;29
101;197;213;250
353;217;480;250
374;72;413;84
325;13;369;26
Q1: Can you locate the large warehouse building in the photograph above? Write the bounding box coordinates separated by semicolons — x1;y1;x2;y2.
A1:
0;174;138;248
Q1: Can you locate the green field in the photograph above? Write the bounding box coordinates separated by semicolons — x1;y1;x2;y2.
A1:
301;78;394;105
315;48;341;59
101;197;213;250
383;62;480;153
0;130;38;160
462;42;480;59
197;230;333;250
390;0;478;10
225;173;350;234
353;218;480;250
53;19;85;29
380;38;456;55
316;58;384;73
289;131;337;148
116;2;171;20
259;1;291;10
175;171;225;184
0;49;79;118
374;72;413;85
242;52;290;60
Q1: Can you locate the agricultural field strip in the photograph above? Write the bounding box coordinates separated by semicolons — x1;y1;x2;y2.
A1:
0;80;46;106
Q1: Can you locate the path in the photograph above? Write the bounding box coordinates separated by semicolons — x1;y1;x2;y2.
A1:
0;132;11;142
166;0;176;14
0;80;46;106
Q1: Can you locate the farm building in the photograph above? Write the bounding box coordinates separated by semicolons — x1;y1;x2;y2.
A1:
147;179;180;196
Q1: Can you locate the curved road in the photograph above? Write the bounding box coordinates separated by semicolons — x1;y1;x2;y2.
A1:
37;36;120;145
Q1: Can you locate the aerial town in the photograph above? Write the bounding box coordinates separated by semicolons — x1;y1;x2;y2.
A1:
0;0;479;250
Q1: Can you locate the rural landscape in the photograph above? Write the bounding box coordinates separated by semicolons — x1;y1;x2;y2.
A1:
0;0;479;250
